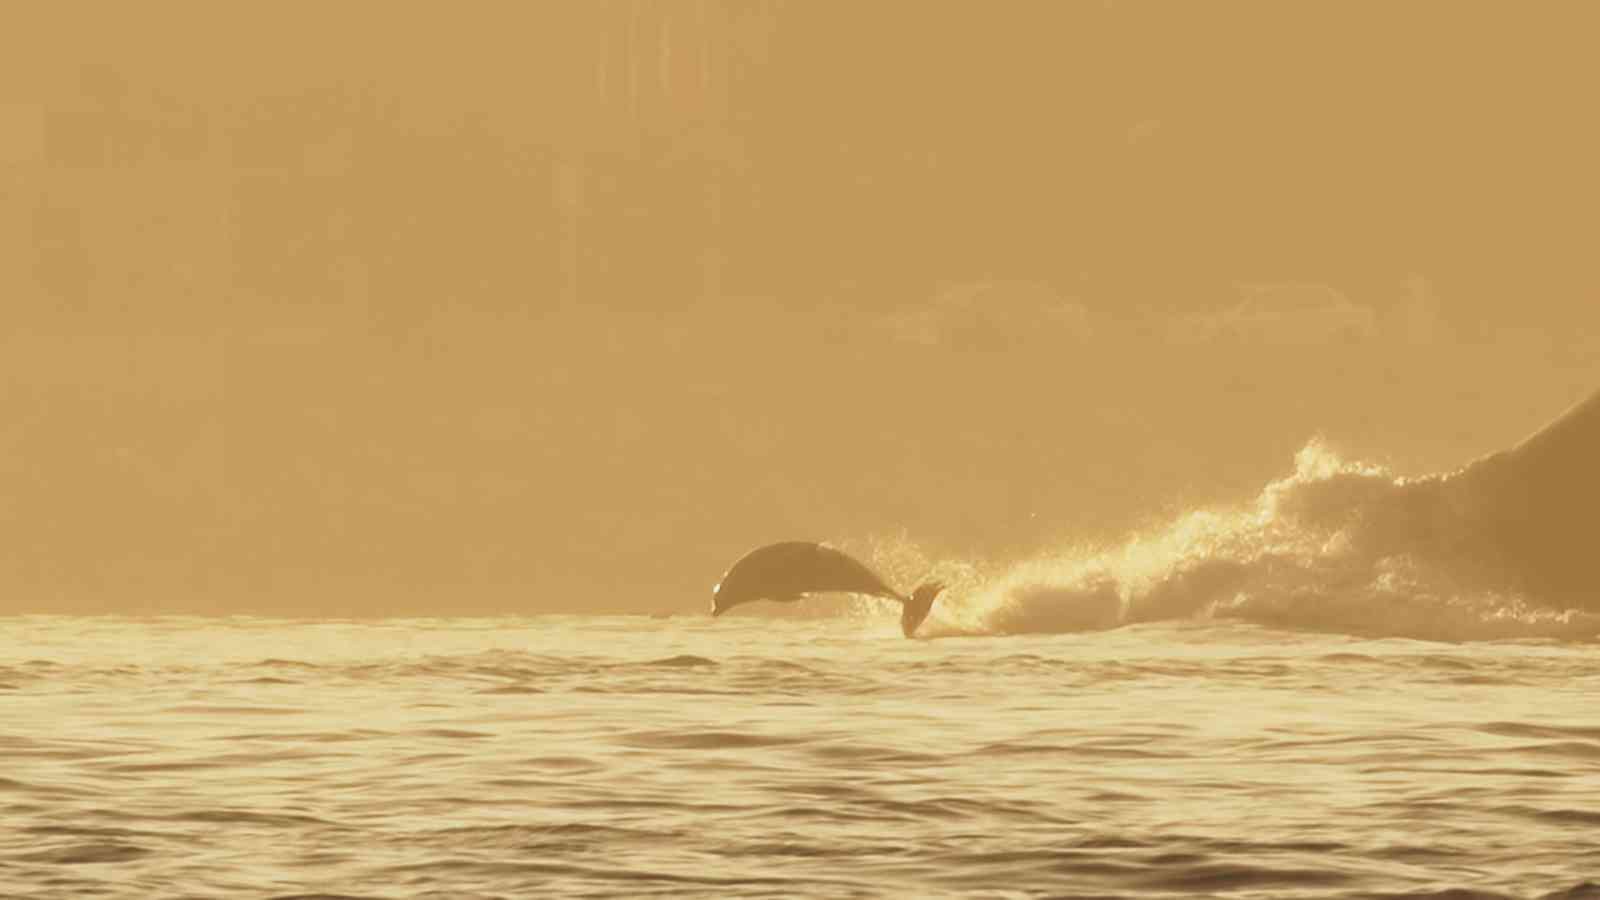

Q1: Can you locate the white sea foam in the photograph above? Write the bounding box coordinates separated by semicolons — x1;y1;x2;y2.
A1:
904;391;1600;642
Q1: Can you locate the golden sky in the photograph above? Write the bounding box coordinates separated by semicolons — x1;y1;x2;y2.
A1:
3;2;1597;613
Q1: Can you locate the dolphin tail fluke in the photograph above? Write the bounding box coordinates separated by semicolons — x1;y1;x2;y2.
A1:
899;581;946;638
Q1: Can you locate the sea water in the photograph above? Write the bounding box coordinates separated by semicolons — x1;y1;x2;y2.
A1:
7;394;1599;897
3;613;1598;899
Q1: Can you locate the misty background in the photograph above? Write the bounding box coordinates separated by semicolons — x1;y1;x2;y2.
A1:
3;2;1597;615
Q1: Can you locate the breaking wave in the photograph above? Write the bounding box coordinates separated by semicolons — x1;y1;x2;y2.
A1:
913;390;1600;642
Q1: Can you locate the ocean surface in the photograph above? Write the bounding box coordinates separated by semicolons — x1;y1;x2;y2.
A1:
6;392;1599;897
3;613;1598;899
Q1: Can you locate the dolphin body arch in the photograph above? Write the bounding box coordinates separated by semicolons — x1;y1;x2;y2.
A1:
1440;387;1600;611
711;541;945;637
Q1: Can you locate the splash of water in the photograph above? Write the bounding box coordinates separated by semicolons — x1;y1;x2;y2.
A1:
918;390;1600;642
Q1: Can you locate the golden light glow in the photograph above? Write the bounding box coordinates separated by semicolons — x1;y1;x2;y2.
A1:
2;3;1596;616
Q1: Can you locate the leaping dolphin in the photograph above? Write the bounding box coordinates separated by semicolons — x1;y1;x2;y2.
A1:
711;541;945;637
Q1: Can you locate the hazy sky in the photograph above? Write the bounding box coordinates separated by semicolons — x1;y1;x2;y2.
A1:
3;2;1597;614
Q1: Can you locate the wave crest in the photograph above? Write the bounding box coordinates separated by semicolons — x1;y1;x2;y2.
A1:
933;434;1600;642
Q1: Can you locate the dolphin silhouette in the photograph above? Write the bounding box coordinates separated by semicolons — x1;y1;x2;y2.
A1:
711;541;945;637
1442;387;1600;610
